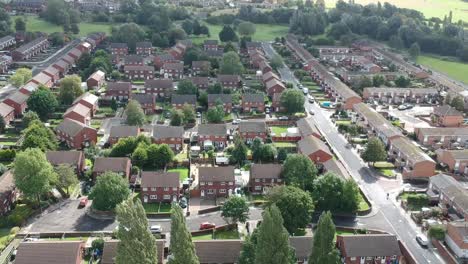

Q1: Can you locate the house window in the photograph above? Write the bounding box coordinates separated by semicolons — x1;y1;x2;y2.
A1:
172;187;177;191
200;182;205;186
163;195;170;200
255;186;262;190
151;187;156;191
228;182;233;185
208;182;213;185
219;189;226;193
221;181;226;185
255;179;260;182
208;189;214;194
150;195;157;199
143;188;148;191
164;187;169;191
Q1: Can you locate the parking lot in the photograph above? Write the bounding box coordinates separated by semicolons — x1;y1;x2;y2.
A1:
384;105;434;133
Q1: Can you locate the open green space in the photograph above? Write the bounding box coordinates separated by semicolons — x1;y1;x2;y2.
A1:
192;233;213;240
272;142;296;148
357;193;370;212
0;228;14;251
192;229;240;240
270;126;289;135
417;55;468;84
168;167;189;182
142;202;172;213
377;168;395;178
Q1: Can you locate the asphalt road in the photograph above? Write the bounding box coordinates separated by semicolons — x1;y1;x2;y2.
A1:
263;42;444;264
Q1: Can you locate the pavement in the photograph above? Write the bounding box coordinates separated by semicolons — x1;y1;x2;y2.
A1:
263;42;444;264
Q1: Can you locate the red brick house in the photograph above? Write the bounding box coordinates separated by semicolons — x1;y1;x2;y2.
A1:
0;102;15;125
296;118;321;139
19;82;38;95
414;127;468;149
102;240;165;264
63;103;92;125
42;65;60;83
0;171;16;216
192;61;211;75
77;41;92;53
141;171;180;203
93;157;131;180
171;94;196;109
106;82;132;101
53;59;71;76
124;65;155;80
271;92;285;112
144;79;174;97
388;137;436;179
161;62;184;79
15;241;84;264
262;71;279;84
0;36;16;50
298;136;333;165
46;150;85;174
124;55;144;66
436;149;468;175
218;75;240;89
169;46;184;60
108;126;140;146
68;48;83;61
86;70;105;89
446;221;468;259
11;37;49;61
194;240;243;264
198;166;235;198
72;92;99;116
427;174;468;220
189;77;209;90
110;43;128;56
238;121;267;143
132;93;155;114
0;56;12;74
203;40;219;51
336;234;402;264
30;72;53;88
249;164;282;193
55;118;97;149
258;60;272;74
431;105;464;127
242;94;265;112
4;91;28;117
198;124;228;150
246;41;262;53
151;125;184;151
153;53;178;69
208;94;233;112
136;41;153;55
265;78;286;97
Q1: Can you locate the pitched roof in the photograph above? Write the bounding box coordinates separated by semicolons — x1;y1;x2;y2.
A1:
14;241;83;264
14;37;47;54
198;123;227;136
32;72;52;85
208;94;232;104
429;173;460;190
416;127;468;137
199;166;235;182
390;137;434;164
68;48;82;58
46;150;83;167
152;125;184;140
141;171;179;188
87;70;105;81
242;93;264;103
43;65;59;76
0;170;15;194
218;74;240;83
64;103;91;118
132;93;154;105
289;236;313;259
204;39;218;45
204;49;224;57
21;82;38;93
6;91;28;104
298;136;331;157
107;82;132;91
239;120;267;133
109;126;139;138
250;164;282;179
189;76;209;86
434;105;463;117
136;41;152;48
338;234;401;257
0;35;14;44
246;41;262;48
262;71;279;82
194;240;242;264
101;240;164;264
110;43;128;48
296;118;320;138
124;65;154;71
0;102;14;117
56;118;94;137
445;149;468;160
171;94;196;105
192;60;210;68
145;79;173;90
353;103;402;140
124;55;144;64
265;78;285;90
73;92;98;106
162;62;183;71
93;157;131;173
54;59;69;71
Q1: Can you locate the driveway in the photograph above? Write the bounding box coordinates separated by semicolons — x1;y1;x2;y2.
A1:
385;106;434;133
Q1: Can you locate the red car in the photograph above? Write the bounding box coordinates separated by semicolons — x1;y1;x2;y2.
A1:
199;222;216;230
79;197;88;208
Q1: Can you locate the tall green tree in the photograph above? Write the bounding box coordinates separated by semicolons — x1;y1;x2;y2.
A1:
409;42;420;59
27;86;58;121
126;100;146;126
116;199;158;264
146;144;175;169
238;232;257;264
59;75;83;105
169;204;199;264
282;154;317;191
21;120;58;151
254;205;294;264
55;164;79;196
237;21;256;36
361;137;387;166
450;96;465;112
219;25;238;42
111;23;146;52
13;148;57;206
89;172;131;211
131;143;148;168
177;80;198;95
22;111;40;128
270;54;284;70
182;104;196;123
15;17;26;32
309;211;341;264
230;136;248;165
220;51;244;75
280;90;305;114
221;196;250;224
206;105;224;123
9;68;32;87
170;109;184;126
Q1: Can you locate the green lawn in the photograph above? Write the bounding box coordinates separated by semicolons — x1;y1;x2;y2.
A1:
273;142;296;148
191;23;289;44
357;193;370;212
335;120;351;125
168;167;189;182
417;55;468;84
373;162;395;169
192;229;239;240
142;202;172;213
192;232;213;240
377;168;395;178
270;126;289;135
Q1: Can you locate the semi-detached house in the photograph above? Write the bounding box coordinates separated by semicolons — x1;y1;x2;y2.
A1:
198;166;235;198
144;79;174;97
141;171;180;203
388;137;436;179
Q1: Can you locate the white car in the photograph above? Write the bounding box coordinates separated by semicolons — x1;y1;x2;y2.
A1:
278;116;289;120
416;234;429;248
150;225;162;234
232;119;241;125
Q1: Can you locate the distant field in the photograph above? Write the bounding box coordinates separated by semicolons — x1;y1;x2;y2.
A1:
191;23;288;44
416;55;468;84
324;0;468;21
12;15;114;37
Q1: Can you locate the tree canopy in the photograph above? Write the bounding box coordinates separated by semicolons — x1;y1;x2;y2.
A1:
312;172;360;213
59;75;83;105
361;137;387;165
221;196;250;224
220;51;244;75
27;86;58;121
219;25;238;42
282;154;317;191
126;100;146;126
89;172;131;211
169;204;199;264
9;68;32;88
280;90;305;114
309;211;341;264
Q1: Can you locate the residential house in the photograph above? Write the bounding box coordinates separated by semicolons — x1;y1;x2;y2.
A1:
92;157;131;180
63;103;92;125
436;149;468;175
242;94;265;112
296;118;321;139
290;236;314;264
246;41;262;53
198;124;228;150
388;137;436;179
171;94;196;109
0;56;12;74
11;37;49;61
3;91;28;117
363;87;438;104
106;82;132;100
431;105;464;127
445;221;468;259
52;59;71;76
203;40;219;51
124;55;144;66
124;65;154;80
76;41;91;53
336;234;402;264
132;93;155;114
67;48;83;61
250;51;266;68
144;79;174;97
72;92;99;116
194;240;243;264
101;240;165;264
41;66;60;83
0;171;16;216
169;46;184;60
218;75;240;89
86;70;105;89
198;166;235;198
108;126;140;145
262;71;280;84
14;241;84;264
19;82;38;95
153;53;178;69
265;78;286;97
204;49;224;58
12;0;47;13
298;136;333;165
151;125;184;151
189;76;209;90
208;94;233;112
414;127;468;149
141;171;180;203
427;173;468;220
0;103;15;125
238;121;267;142
30;72;53;88
110;43;128;56
55;118;98;149
192;60;211;75
136;41;153;55
271;92;284;112
258;60;272;74
162;62;184;79
249;164;282;193
0;36;16;50
46;150;85;174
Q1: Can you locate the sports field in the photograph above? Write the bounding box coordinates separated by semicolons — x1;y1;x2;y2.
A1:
417;55;468;84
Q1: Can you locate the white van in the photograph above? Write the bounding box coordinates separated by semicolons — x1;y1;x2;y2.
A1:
302;87;309;95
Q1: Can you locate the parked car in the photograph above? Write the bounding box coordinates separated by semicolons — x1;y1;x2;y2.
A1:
78;197;88;208
397;105;407;110
196;112;201;118
179;197;188;208
302;87;309;95
278;116;289;120
232;119;241;125
308;95;314;103
416;234;428;248
309;109;315;115
199;222;216;230
150;225;162;234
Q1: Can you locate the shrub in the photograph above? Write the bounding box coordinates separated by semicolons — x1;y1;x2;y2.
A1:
92;238;105;251
7;204;33;226
0;149;16;161
9;226;20;235
406;194;429;210
428;225;445;240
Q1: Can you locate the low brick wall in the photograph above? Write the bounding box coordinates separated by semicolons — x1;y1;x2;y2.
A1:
146;212;171;219
266;120;296;126
198;206;221;215
432;238;458;264
271;136;301;142
398;240;418;264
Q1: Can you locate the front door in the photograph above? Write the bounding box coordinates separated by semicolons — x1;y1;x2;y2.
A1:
143;195;148;203
201;190;205;197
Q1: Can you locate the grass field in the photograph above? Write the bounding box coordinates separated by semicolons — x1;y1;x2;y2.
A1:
142;202;172;213
13;15;114;37
191;23;289;44
417;55;468;84
270;126;289;135
324;0;468;21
